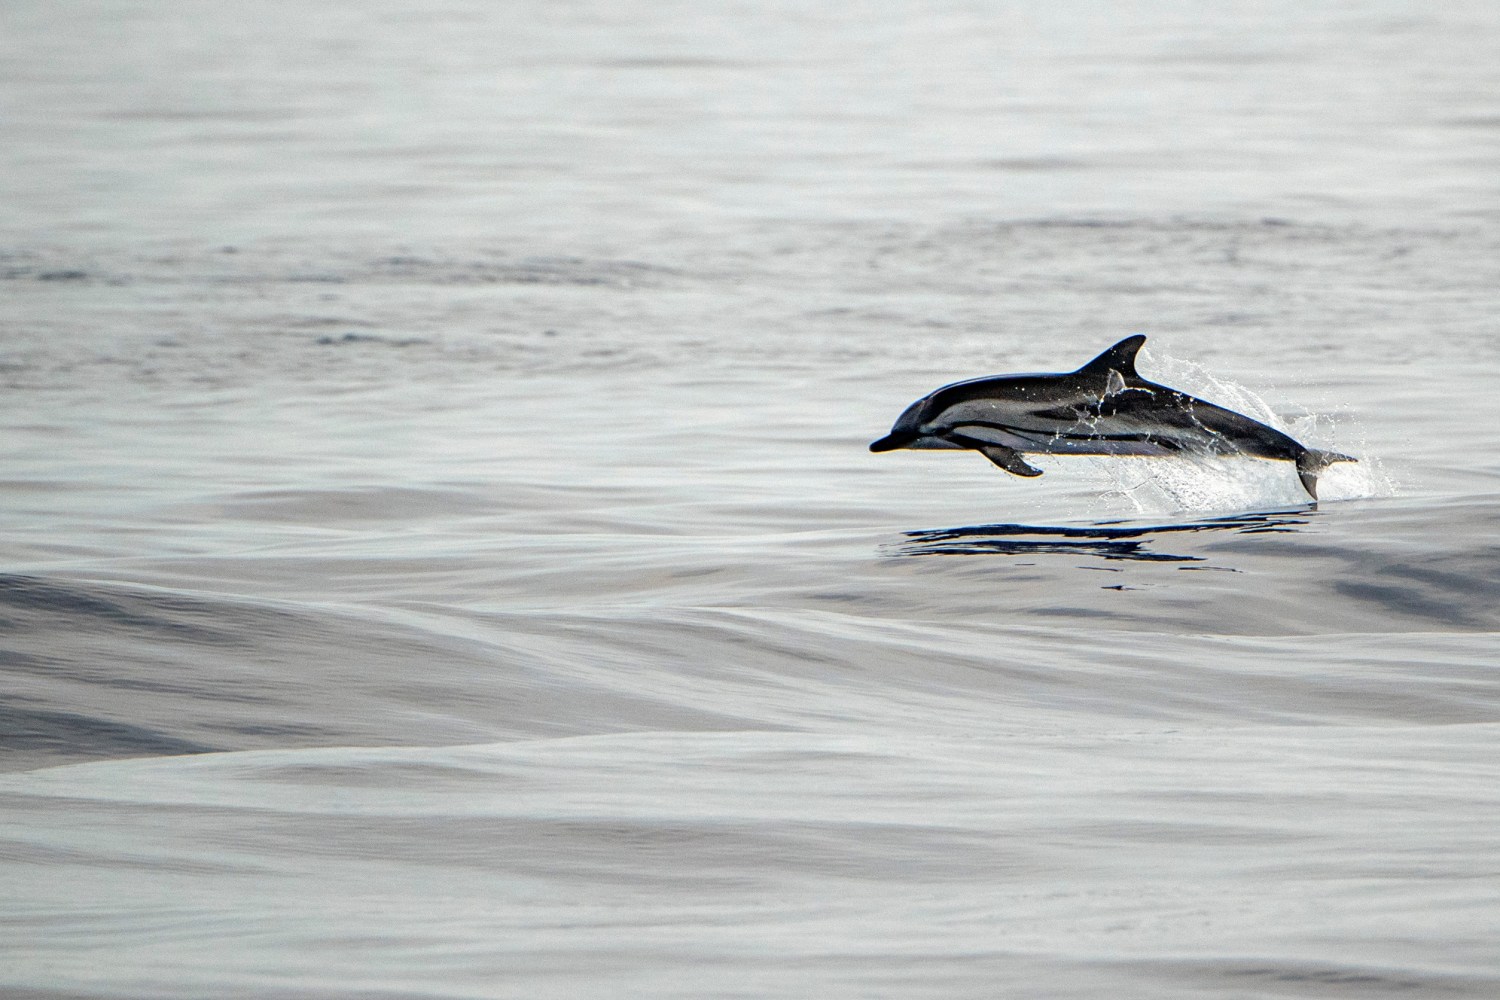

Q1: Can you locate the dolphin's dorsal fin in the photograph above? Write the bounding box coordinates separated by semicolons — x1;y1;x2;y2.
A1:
1076;335;1146;380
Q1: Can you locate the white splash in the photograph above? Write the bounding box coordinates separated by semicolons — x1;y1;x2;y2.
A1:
1083;346;1395;515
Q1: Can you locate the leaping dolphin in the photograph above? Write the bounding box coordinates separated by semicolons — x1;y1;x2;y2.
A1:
869;335;1354;500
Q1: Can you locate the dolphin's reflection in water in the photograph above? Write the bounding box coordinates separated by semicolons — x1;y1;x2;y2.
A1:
895;509;1309;562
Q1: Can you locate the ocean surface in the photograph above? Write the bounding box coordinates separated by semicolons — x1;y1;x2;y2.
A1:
4;2;1500;997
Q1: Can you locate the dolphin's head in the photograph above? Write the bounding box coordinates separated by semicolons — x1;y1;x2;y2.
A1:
869;395;933;452
871;375;1036;452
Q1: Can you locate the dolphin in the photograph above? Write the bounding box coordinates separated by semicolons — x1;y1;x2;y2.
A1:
869;335;1355;499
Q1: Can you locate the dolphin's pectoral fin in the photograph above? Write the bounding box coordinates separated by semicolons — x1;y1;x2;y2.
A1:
945;432;1044;477
978;444;1044;477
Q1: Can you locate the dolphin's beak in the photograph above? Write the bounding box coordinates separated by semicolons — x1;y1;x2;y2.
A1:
869;432;916;453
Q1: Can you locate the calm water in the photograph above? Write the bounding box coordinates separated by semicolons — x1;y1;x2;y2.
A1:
4;2;1500;998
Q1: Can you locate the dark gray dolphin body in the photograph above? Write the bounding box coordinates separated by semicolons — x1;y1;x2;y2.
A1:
870;335;1354;499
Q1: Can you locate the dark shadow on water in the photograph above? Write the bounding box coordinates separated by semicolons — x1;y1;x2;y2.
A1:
893;509;1310;562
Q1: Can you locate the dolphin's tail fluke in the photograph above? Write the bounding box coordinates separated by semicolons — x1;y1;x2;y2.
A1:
1295;449;1357;500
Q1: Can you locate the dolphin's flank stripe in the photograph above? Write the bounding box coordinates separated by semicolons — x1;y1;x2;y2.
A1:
947;420;1178;445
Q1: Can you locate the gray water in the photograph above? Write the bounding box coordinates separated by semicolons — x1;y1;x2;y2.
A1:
4;2;1500;997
